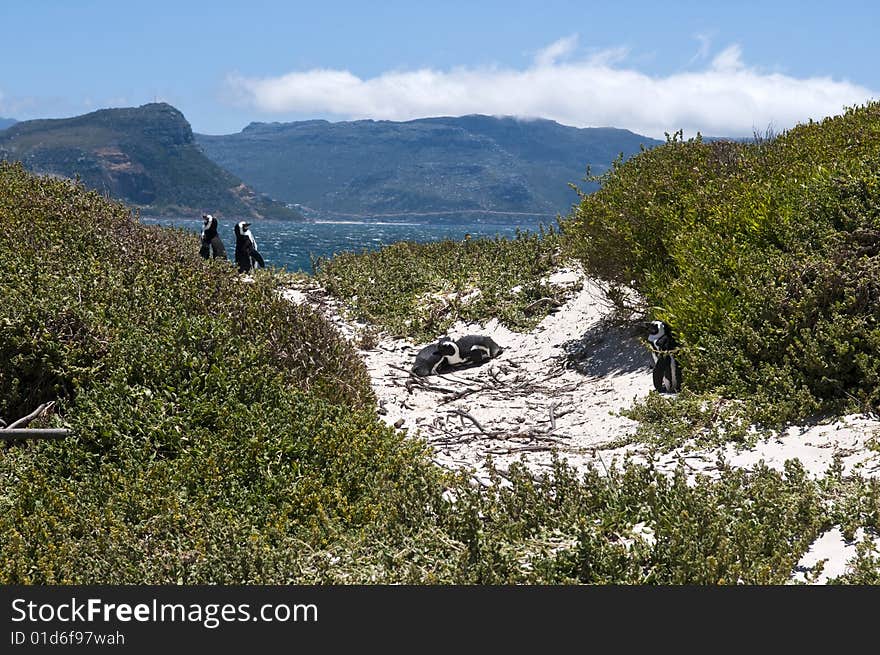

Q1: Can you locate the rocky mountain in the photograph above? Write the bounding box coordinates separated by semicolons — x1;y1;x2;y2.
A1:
196;115;662;218
0;104;302;220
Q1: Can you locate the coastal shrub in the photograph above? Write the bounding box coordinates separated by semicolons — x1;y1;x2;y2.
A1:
563;102;880;425
0;161;442;582
621;390;757;451
2;162;874;585
272;456;835;584
313;227;567;340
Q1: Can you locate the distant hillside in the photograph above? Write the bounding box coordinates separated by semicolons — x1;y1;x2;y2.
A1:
0;104;302;220
196;115;662;218
0;118;16;131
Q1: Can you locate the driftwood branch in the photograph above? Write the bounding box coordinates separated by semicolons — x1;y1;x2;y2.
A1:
6;402;55;429
407;379;459;395
388;363;416;376
523;297;560;313
1;429;70;441
437;386;490;405
447;409;487;434
1;402;70;440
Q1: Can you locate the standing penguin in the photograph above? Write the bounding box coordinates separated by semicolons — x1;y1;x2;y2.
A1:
436;335;504;366
233;221;265;273
199;213;227;260
647;320;682;393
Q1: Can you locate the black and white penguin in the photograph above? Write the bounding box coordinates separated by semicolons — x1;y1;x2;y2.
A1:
436;335;504;366
199;213;227;260
233;221;265;274
647;320;682;393
411;343;451;377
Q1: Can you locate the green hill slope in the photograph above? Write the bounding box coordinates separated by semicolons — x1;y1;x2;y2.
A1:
0;103;302;220
196;115;661;217
564;101;880;425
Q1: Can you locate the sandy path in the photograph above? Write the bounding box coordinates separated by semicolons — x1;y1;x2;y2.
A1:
356;270;652;480
282;267;880;582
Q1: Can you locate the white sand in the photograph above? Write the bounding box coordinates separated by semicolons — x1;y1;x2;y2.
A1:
356;270;651;482
282;267;880;583
791;527;880;584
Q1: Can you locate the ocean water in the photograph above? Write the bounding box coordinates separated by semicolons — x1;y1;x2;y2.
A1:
141;216;556;273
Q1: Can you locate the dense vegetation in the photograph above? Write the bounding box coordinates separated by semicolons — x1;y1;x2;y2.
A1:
564;102;880;427
314;226;566;341
0;161;425;581
4;160;878;583
0;103;302;220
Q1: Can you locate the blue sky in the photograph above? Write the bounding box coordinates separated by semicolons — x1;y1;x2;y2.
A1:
2;0;878;138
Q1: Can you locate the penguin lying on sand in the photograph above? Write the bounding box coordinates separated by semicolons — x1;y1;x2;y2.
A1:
199;214;227;260
647;320;682;393
411;343;452;377
234;221;265;273
436;335;504;366
410;335;504;377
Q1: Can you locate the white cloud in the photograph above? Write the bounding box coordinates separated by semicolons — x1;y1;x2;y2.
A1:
689;32;713;65
226;39;877;138
711;44;745;72
534;34;579;67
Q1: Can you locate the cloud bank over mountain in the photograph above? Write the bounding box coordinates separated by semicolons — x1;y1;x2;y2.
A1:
227;36;876;138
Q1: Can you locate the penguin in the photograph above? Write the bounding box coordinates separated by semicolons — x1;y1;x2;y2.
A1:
233;221;265;274
647;320;682;393
199;213;227;260
436;335;504;367
411;343;451;377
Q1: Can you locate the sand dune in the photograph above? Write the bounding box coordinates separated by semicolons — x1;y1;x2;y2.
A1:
283;266;880;583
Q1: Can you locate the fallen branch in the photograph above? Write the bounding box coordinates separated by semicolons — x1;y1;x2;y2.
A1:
407;379;460;395
437;386;493;405
485;445;560;455
523;297;560;313
6;402;55;430
1;429;69;441
447;409;488;434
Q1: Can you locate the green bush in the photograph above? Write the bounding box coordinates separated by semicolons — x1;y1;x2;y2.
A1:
3;161;875;585
0;161;442;582
314;227;567;340
563;102;880;424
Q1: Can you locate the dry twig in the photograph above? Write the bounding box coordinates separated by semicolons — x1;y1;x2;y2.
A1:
447;409;488;434
6;402;55;429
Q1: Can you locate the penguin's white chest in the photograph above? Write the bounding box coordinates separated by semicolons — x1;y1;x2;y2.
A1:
444;350;466;365
647;333;662;363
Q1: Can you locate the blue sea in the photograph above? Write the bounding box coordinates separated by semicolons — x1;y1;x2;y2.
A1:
141;215;556;273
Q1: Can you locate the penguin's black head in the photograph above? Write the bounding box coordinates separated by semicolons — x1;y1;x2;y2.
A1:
649;320;680;348
234;221;251;236
436;338;458;357
647;320;669;339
